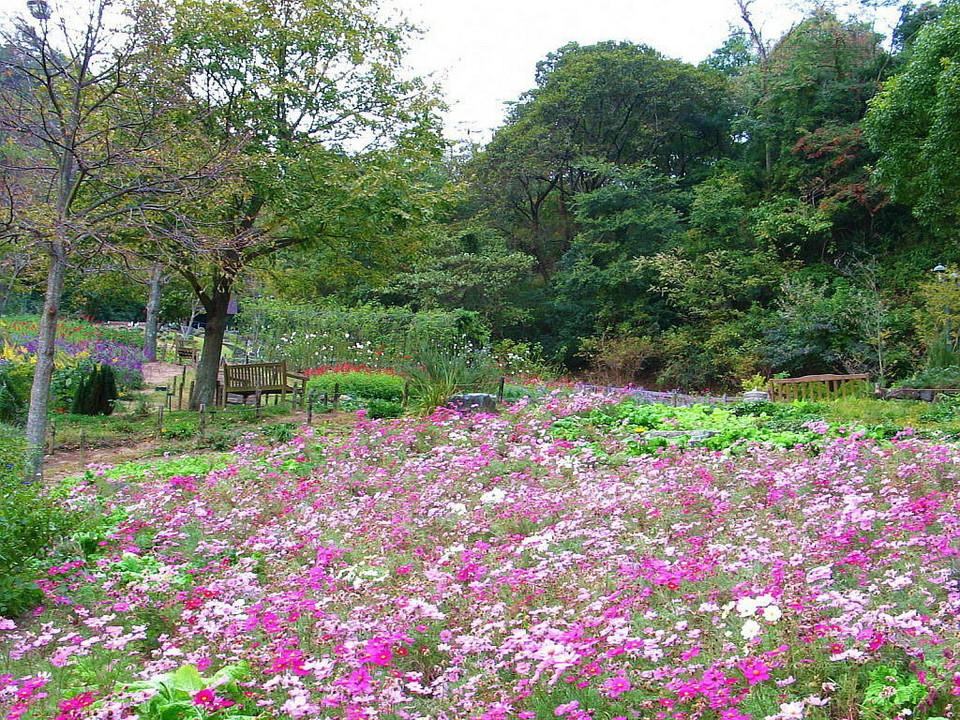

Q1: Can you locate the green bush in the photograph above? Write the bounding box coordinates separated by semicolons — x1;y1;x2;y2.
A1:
0;365;25;424
0;424;75;616
307;372;405;402
71;364;118;416
366;399;403;419
238;300;490;370
404;346;499;413
894;365;960;388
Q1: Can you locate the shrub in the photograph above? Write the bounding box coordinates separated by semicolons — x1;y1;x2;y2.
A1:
404;346;498;413
0;364;25;424
71;364;118;416
578;334;660;386
238;300;490;370
0;424;75;616
307;371;405;402
894;365;960;388
366;399;403;419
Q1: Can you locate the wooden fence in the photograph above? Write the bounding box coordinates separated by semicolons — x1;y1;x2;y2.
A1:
769;374;871;402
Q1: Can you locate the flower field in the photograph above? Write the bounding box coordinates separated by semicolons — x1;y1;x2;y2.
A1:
2;392;960;720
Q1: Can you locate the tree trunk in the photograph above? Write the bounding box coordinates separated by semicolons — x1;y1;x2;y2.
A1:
143;264;162;362
25;243;68;477
190;287;230;409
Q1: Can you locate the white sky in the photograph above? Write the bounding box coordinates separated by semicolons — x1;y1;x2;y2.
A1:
390;0;902;141
0;0;902;142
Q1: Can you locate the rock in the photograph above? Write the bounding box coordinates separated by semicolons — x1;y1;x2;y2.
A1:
447;393;498;412
743;390;770;403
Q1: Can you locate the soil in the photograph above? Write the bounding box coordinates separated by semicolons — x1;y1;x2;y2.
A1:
142;361;188;388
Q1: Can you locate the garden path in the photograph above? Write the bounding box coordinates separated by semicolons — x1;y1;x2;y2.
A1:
142;361;186;387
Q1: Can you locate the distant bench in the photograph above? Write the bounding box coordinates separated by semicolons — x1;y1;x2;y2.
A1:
174;339;198;365
218;361;306;407
769;373;871;402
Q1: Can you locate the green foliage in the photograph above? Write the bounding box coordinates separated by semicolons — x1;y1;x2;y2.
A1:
550;399;906;454
70;364;119;416
0;424;75;616
307;372;405;402
238;300;490;370
404;346;499;413
366;398;404;419
128;663;253;720
866;4;960;233
491;339;557;379
895;365;960;388
861;664;926;719
0;365;25;424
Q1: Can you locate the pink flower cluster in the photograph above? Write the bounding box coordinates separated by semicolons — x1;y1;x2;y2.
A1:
2;390;960;719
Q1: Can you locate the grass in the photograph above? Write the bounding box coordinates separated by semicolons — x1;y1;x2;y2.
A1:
48;404;296;451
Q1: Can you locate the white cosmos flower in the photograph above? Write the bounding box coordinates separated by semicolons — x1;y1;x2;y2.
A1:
741;619;762;640
763;605;783;623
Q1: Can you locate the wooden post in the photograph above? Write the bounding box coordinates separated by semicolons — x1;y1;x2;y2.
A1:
498;376;505;403
334;382;339;407
255;390;262;419
307;391;314;425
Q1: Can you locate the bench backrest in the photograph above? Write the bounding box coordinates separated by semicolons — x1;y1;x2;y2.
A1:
769;373;870;402
223;361;288;391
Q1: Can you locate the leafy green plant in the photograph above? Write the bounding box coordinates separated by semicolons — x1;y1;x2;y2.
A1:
71;364;119;416
366;398;403;419
262;423;297;443
128;663;253;720
306;371;405;402
861;664;926;719
404;345;498;413
0;424;78;615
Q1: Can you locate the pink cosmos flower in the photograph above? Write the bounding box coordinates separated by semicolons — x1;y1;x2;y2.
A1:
554;700;580;716
362;639;393;666
193;689;216;708
740;658;771;686
602;674;631;698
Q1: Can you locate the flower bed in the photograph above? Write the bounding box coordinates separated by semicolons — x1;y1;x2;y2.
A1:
1;392;959;720
0;318;144;415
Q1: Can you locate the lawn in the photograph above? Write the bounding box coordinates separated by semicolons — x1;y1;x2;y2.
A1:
1;391;959;720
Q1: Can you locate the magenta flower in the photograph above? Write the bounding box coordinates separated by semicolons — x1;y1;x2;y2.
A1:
739;658;771;686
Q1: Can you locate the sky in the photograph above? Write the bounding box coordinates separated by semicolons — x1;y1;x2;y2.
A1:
0;0;903;142
389;0;902;141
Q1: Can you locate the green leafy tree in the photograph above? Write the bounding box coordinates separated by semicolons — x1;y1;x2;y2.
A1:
865;3;960;234
550;162;681;361
141;0;443;408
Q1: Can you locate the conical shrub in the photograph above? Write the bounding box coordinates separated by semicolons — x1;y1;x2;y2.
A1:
71;364;118;416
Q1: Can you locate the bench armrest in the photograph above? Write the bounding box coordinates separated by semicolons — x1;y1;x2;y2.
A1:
286;371;306;381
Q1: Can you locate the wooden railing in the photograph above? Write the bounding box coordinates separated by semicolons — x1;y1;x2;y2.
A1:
769;373;871;402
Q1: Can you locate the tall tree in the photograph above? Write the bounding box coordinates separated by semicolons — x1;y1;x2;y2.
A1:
865;3;960;234
0;0;222;472
144;0;441;408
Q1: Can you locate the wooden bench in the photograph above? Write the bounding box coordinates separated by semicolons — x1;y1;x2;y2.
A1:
769;373;871;402
174;338;199;365
218;361;306;407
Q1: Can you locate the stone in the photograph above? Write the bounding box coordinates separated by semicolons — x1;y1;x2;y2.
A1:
743;390;770;403
447;393;498;412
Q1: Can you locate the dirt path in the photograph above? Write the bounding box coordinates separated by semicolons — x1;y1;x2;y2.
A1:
142;361;186;387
